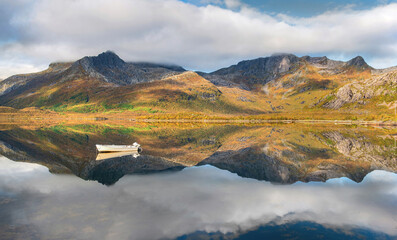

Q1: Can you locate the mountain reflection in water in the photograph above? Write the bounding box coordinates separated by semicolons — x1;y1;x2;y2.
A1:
0;124;396;185
0;157;396;240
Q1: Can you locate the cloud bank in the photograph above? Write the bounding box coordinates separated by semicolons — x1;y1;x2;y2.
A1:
1;0;397;78
1;157;397;240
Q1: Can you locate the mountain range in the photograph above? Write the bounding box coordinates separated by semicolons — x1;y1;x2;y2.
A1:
1;51;396;120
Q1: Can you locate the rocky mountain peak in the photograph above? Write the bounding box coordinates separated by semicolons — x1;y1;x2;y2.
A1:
90;51;125;68
232;53;299;75
270;53;297;58
346;56;371;69
66;51;185;85
73;51;125;73
48;62;73;71
68;51;127;81
302;56;328;64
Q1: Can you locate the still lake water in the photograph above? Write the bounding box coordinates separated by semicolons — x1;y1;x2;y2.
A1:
0;123;396;239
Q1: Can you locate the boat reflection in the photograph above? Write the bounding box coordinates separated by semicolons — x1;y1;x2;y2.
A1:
96;151;140;161
96;143;142;153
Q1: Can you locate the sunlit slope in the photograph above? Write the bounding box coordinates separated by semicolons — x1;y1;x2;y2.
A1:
0;67;266;115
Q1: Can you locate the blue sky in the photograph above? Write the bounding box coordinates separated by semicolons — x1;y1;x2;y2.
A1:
183;0;397;16
1;0;397;78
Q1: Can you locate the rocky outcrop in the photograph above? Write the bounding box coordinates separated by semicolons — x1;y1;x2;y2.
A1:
323;82;367;109
323;70;397;109
0;75;33;96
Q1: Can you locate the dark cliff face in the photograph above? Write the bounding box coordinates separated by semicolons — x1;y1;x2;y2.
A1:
201;54;300;89
70;51;186;85
346;56;372;70
215;54;299;76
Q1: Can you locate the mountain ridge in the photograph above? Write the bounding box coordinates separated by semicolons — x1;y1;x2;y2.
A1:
0;51;396;120
200;54;374;90
1;52;384;85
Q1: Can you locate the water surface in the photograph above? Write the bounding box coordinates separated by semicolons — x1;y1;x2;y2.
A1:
0;123;396;239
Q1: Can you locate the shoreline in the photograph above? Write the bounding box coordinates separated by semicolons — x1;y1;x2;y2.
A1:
1;107;396;126
129;118;397;126
1;115;397;126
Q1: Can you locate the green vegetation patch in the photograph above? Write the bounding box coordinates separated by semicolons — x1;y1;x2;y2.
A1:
47;124;157;136
315;94;336;108
101;102;135;111
290;79;337;96
69;92;89;104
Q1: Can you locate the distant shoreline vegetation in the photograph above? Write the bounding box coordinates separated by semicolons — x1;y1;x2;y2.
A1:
0;106;396;126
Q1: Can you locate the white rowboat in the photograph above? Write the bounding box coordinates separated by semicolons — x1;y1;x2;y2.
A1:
96;142;142;153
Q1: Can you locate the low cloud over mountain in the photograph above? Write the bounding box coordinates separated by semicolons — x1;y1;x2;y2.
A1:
1;0;397;79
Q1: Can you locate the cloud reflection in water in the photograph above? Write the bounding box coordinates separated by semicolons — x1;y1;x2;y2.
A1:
0;157;396;240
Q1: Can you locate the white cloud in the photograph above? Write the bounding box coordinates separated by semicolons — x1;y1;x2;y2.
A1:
0;62;43;80
224;0;243;9
0;156;49;182
0;0;397;79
